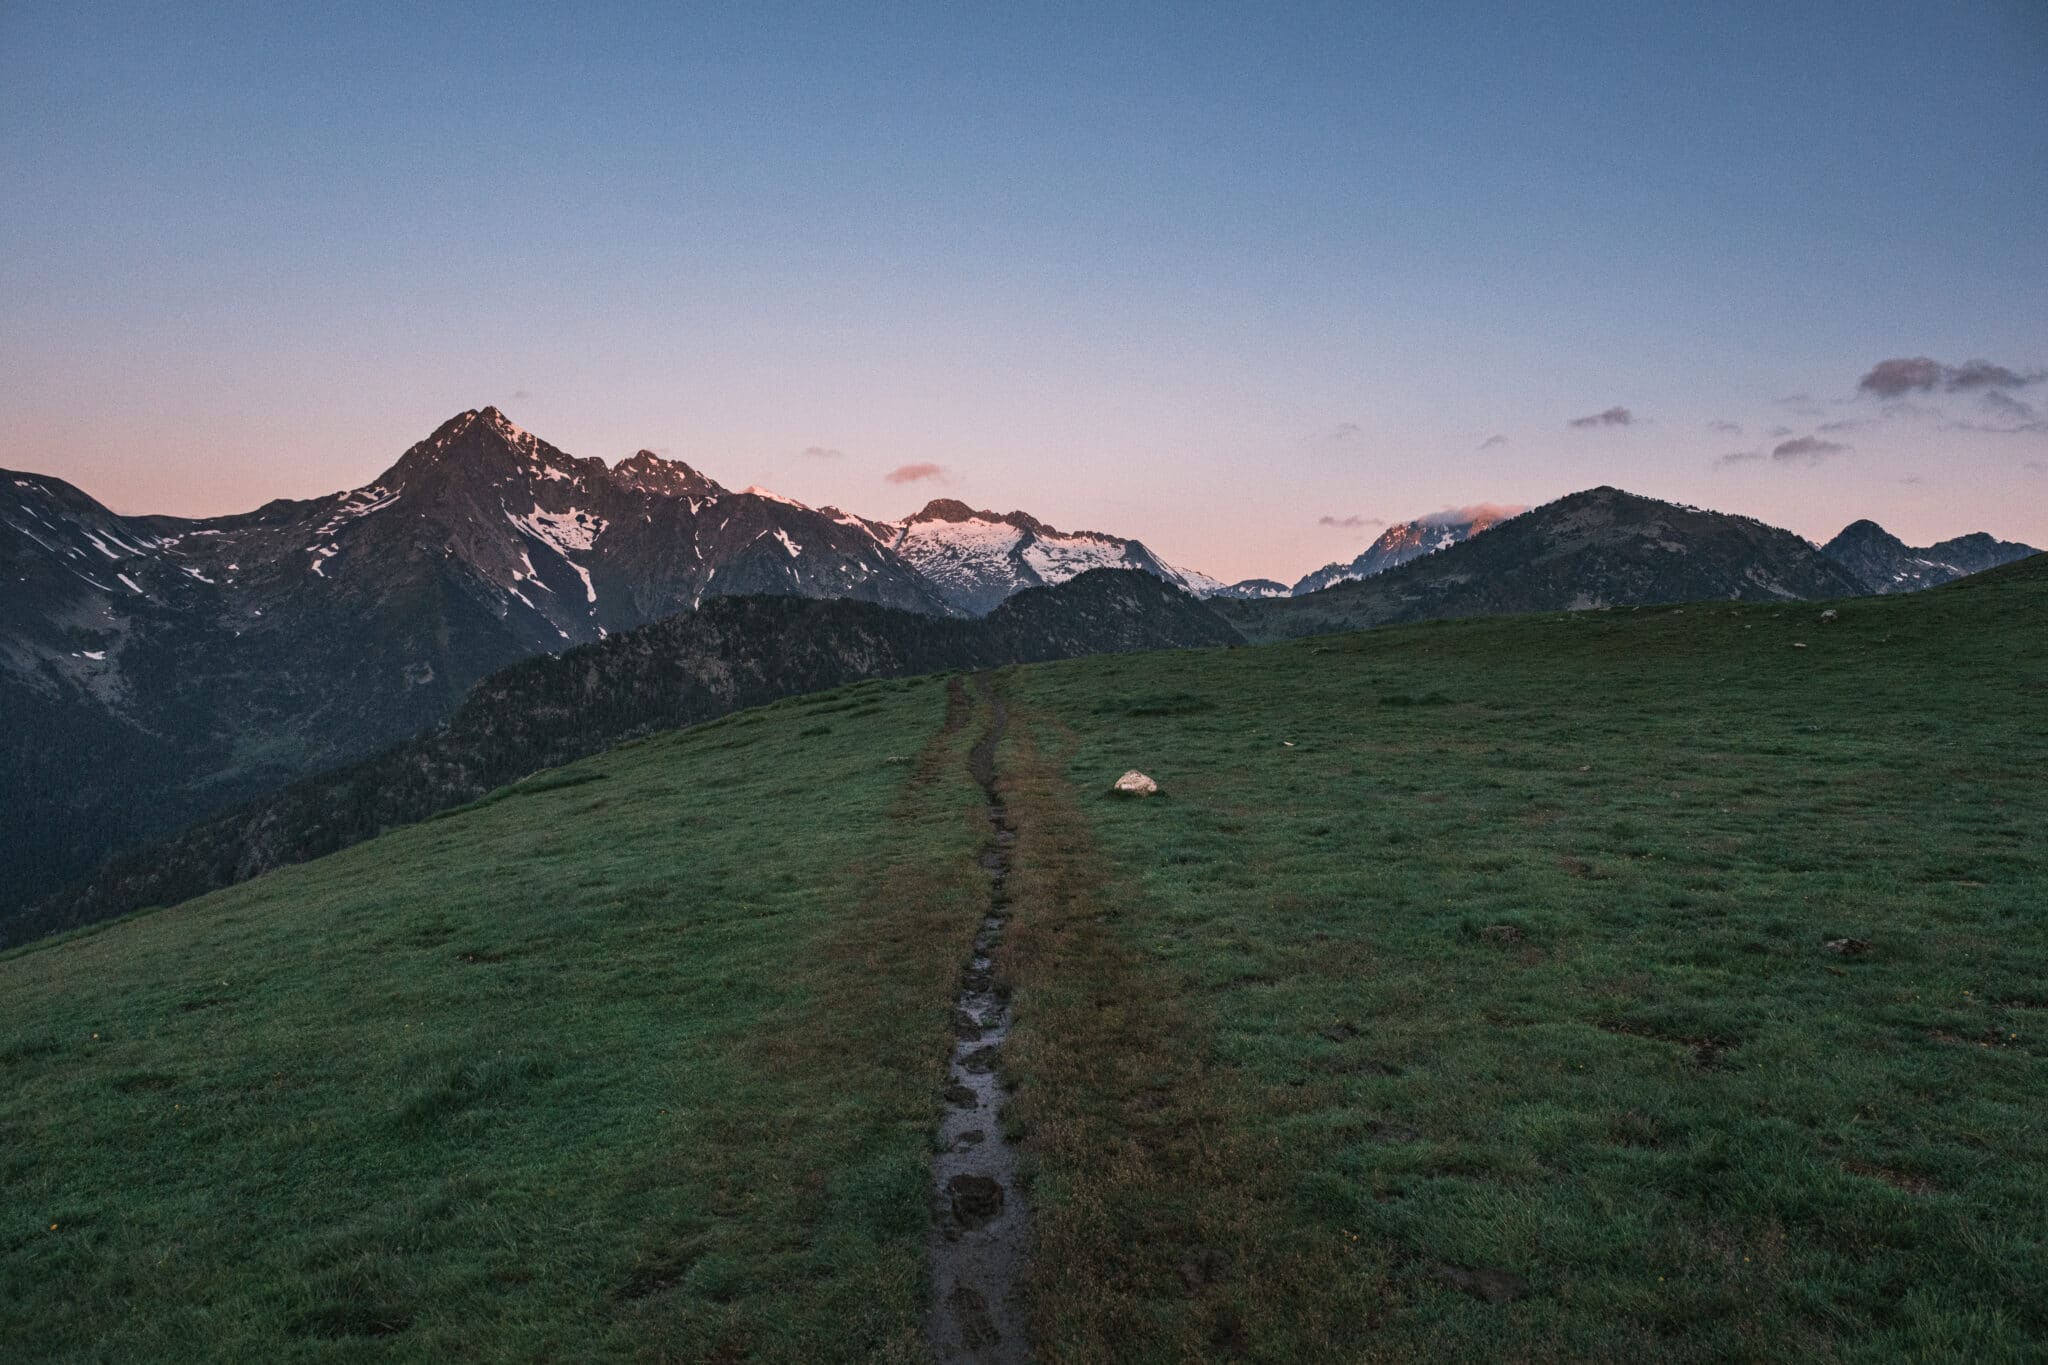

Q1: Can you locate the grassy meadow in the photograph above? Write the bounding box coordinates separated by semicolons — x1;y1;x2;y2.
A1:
996;563;2048;1361
5;558;2045;1361
1;674;990;1361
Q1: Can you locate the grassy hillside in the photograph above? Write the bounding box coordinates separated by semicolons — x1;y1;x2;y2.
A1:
6;564;2046;1360
2;675;993;1360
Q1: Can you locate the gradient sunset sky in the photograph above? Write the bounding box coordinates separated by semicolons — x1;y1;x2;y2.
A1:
4;2;2044;583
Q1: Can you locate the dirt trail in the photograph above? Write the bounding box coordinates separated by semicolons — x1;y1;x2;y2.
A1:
924;673;1031;1363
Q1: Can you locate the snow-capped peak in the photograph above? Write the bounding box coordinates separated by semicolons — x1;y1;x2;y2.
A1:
742;484;811;511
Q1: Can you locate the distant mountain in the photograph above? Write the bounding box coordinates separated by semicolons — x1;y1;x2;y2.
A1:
8;570;1239;946
1291;506;1519;596
1221;487;1867;641
1204;578;1291;600
869;498;1213;614
0;407;962;913
1821;519;2039;594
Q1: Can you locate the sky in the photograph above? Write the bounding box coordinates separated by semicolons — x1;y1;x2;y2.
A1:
3;2;2045;583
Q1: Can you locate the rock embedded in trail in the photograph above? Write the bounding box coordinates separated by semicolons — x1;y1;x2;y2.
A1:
947;1173;1005;1228
1112;770;1160;796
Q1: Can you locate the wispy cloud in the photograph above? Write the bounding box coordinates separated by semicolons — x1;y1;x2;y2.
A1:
1568;406;1634;428
1771;436;1850;465
1317;513;1384;529
1939;387;2048;433
1859;355;2043;398
1419;502;1525;527
1708;419;1743;434
1326;421;1362;443
1478;433;1509;449
1984;390;2037;420
801;444;846;459
1716;436;1851;467
1948;359;2036;390
885;462;945;484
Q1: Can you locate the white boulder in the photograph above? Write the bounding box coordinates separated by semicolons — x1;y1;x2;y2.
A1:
1111;770;1160;797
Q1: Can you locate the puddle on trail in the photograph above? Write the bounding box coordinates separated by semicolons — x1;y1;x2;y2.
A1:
925;675;1030;1363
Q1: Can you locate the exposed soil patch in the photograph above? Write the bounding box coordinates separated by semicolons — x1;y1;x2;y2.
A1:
1843;1160;1938;1195
1599;1019;1738;1070
1851;1162;1941;1195
925;673;1030;1364
1429;1262;1532;1305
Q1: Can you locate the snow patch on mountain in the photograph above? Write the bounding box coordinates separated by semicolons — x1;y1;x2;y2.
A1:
743;485;810;511
1293;504;1523;596
317;485;400;537
882;499;1212;614
507;504;604;603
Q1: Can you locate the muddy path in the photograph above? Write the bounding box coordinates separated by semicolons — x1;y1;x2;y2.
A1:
925;672;1030;1363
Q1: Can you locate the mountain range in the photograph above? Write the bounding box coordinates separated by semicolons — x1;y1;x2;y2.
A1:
1819;519;2040;595
3;406;2036;930
0;409;1215;913
1219;487;1876;641
857;497;1213;614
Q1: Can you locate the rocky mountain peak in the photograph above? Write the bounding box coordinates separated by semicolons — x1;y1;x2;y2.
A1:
611;449;724;499
1821;517;2038;594
1830;518;1899;547
907;498;1051;536
909;498;983;524
1290;501;1522;596
380;408;591;496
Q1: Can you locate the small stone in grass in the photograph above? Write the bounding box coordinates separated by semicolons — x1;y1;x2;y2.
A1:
1822;937;1871;956
1111;770;1160;796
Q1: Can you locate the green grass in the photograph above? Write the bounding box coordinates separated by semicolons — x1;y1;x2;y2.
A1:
5;566;2046;1361
1;674;988;1361
998;577;2048;1360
